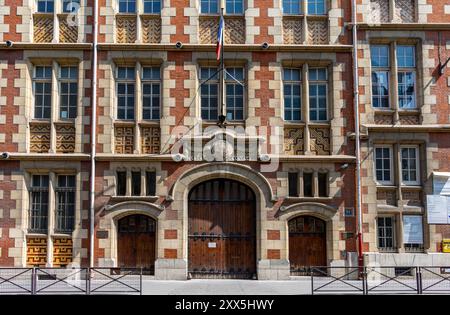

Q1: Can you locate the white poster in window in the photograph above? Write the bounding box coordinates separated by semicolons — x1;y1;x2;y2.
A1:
433;174;450;195
403;215;423;244
427;195;448;224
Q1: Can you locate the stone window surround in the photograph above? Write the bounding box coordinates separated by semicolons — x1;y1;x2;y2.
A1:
28;59;83;154
114;0;161;44
282;0;328;16
372;141;423;189
376;214;397;252
199;0;246;16
374;144;395;186
282;61;332;155
375;212;425;253
24;169;81;267
114;167;158;197
196;59;247;124
112;60;162;154
281;0;329;45
369;39;422;123
286;167;330;199
32;0;84;43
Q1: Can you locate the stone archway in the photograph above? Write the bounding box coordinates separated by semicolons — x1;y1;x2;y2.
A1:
155;162;289;280
278;202;338;273
96;201;163;268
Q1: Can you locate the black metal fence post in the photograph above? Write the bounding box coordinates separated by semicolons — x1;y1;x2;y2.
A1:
86;268;90;295
140;267;143;295
362;267;368;295
416;267;422;294
310;268;314;295
31;267;37;295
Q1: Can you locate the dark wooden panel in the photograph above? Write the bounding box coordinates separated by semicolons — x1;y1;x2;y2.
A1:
117;214;156;274
289;216;327;275
188;179;256;279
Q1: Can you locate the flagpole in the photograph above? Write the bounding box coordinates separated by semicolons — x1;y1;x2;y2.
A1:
218;0;225;126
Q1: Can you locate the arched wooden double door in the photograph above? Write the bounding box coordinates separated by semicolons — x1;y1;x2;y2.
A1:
188;179;256;279
289;216;327;275
117;214;156;274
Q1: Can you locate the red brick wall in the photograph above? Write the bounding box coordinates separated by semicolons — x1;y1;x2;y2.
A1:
0;51;22;153
0;161;20;266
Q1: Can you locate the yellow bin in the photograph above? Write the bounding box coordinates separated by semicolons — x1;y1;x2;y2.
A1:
443;239;450;253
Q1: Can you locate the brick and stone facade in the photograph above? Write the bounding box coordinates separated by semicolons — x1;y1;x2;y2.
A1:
0;0;449;279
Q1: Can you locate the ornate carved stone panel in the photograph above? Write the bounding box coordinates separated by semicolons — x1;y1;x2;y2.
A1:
115;126;134;154
374;113;394;125
376;188;397;206
30;123;51;153
56;124;76;153
398;114;420;125
224;17;245;44
141;16;161;43
393;0;416;23
141;126;161;154
307;19;328;45
58;15;78;43
53;238;73;267
199;16;245;44
34;15;54;43
283;18;303;44
284;127;304;155
401;189;422;207
369;0;389;23
116;15;137;43
27;237;47;267
309;127;330;155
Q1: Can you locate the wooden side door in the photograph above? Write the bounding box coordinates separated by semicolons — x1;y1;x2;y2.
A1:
289;216;327;275
117;214;156;274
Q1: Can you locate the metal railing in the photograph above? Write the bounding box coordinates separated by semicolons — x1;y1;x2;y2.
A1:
311;266;450;295
0;267;143;295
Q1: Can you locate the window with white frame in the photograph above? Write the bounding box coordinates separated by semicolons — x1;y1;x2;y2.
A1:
142;67;161;120
401;146;419;185
33;66;53;119
283;68;301;121
59;66;78;119
62;0;80;13
309;68;327;121
375;146;393;184
282;0;301;14
118;0;136;13
200;67;219;120
37;0;54;13
29;175;49;233
308;0;326;15
371;45;390;108
116;67;135;120
225;67;244;120
397;45;416;109
377;216;396;250
225;0;243;14
143;0;161;13
200;0;219;14
55;175;76;233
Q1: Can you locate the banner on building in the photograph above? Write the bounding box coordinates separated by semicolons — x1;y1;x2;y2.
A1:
403;215;424;244
426;195;450;224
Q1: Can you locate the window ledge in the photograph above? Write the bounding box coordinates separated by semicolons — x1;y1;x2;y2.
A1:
110;195;159;202
52;233;73;237
376;185;397;189
285;196;332;202
400;185;422;190
27;232;48;237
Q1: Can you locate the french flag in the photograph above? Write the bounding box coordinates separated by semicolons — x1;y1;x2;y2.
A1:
216;16;224;61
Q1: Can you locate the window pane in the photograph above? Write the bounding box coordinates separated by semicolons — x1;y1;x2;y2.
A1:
371;45;389;68
303;173;313;197
288;172;298;197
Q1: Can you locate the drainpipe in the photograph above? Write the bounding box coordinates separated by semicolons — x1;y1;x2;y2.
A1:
89;0;99;268
351;0;364;269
